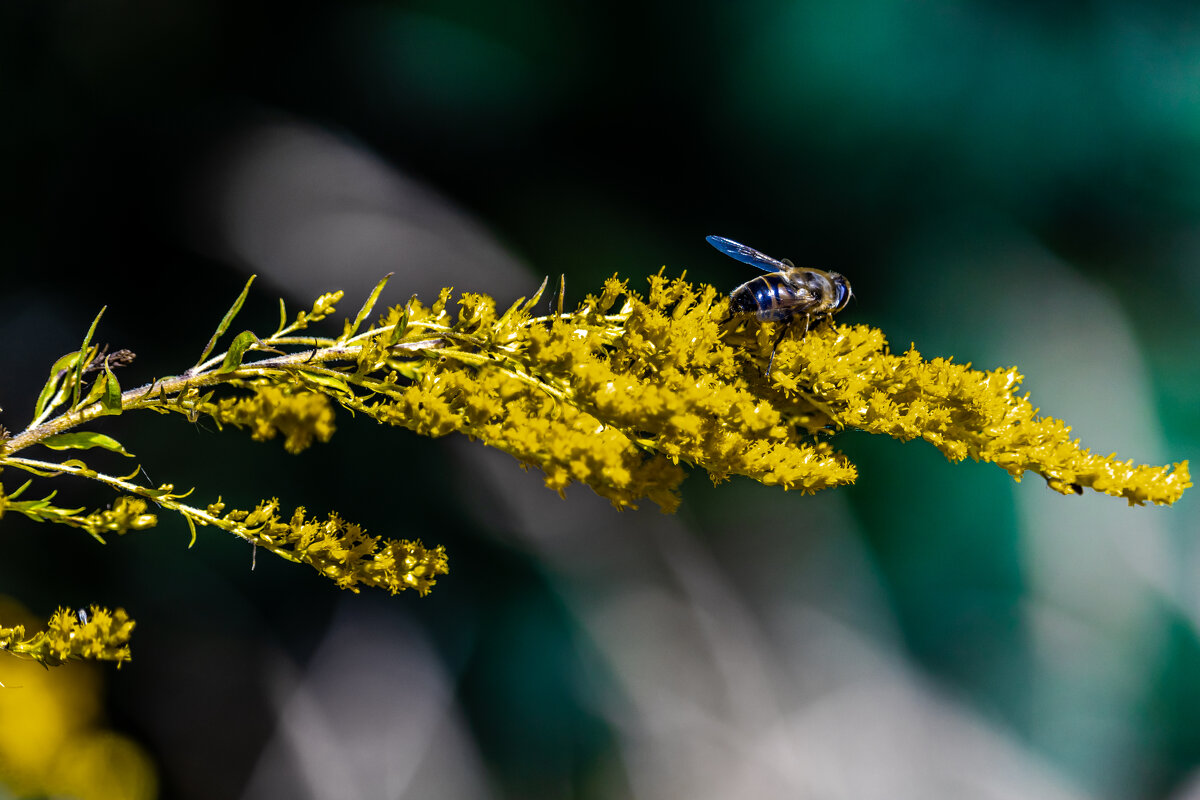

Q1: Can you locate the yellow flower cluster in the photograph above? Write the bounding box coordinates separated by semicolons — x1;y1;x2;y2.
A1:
202;381;337;454
0;483;156;542
205;499;448;595
0;605;134;667
769;325;1190;505
354;272;1187;510
357;275;857;511
79;496;158;537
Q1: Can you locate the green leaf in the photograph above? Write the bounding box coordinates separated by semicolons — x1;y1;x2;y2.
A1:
493;277;549;333
195;275;256;369
116;465;143;482
142;484;193;500
296;369;352;395
33;352;85;422
494;295;526;330
218;331;260;374
40;432;133;457
78;363;114;409
19;496;66;512
71;308;106;410
385;305;408;346
521;276;550;314
5;480;33;500
101;364;123;414
344;273;393;341
6;460;66;478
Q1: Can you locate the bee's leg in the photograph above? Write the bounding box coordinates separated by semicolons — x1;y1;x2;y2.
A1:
765;319;793;378
765;313;809;378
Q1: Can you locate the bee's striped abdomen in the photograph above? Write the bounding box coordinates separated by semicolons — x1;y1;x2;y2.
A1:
731;273;804;322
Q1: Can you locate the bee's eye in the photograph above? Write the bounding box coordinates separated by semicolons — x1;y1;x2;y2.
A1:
833;277;852;310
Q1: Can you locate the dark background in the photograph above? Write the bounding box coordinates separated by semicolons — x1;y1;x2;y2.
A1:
2;1;1198;798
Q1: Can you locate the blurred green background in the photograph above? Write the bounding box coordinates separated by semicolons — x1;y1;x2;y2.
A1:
1;1;1198;798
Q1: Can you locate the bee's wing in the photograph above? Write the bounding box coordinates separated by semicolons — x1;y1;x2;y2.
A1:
705;235;791;273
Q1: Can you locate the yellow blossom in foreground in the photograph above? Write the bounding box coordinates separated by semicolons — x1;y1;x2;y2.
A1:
0;599;156;799
0;605;134;667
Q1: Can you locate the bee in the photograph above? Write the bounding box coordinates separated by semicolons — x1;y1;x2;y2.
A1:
706;235;852;374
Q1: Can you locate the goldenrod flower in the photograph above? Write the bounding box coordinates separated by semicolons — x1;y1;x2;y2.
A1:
359;272;1187;509
0;268;1186;665
201;381;336;454
212;499;448;596
0;605;133;667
